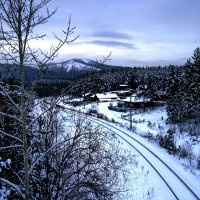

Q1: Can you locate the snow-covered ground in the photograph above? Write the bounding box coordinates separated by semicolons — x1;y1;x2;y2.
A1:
77;101;200;167
60;98;200;199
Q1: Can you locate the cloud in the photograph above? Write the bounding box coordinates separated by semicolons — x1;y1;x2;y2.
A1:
86;40;137;49
90;31;133;39
125;58;187;67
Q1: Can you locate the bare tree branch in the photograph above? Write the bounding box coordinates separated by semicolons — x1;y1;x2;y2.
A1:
0;145;22;150
0;85;22;112
0;111;24;123
0;129;23;143
0;178;25;199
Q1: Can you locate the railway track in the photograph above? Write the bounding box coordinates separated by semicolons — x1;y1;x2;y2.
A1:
64;108;200;200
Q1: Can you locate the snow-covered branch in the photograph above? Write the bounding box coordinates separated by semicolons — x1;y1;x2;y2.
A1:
29;135;80;175
27;83;75;129
0;129;23;143
0;178;25;199
27;97;62;129
0;85;22;112
0;145;22;150
0;111;23;123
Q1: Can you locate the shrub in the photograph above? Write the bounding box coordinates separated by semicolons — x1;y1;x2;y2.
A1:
178;146;188;158
197;160;200;170
157;129;177;154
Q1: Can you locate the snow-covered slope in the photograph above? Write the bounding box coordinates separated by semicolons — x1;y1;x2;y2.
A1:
48;58;102;73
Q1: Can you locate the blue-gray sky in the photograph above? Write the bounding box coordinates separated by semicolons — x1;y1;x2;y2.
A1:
34;0;200;66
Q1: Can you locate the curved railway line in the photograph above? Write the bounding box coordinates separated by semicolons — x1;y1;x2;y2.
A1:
63;107;200;200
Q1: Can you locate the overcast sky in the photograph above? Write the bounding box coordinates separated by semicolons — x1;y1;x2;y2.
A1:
36;0;200;66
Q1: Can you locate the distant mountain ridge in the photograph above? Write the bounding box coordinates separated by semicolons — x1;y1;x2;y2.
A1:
0;58;123;82
47;58;122;72
47;59;101;73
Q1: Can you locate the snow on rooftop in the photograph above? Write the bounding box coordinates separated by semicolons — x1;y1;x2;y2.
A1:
123;95;151;103
93;92;119;101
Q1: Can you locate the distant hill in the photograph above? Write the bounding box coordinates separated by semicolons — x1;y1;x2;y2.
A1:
0;59;122;83
46;58;122;78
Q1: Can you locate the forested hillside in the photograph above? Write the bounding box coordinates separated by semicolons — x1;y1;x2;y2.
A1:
72;65;179;98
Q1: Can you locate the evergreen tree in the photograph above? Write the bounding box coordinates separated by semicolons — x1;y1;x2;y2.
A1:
184;47;200;122
166;47;200;123
166;65;185;123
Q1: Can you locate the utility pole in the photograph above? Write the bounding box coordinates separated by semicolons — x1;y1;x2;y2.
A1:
84;91;85;109
130;95;132;130
119;84;132;129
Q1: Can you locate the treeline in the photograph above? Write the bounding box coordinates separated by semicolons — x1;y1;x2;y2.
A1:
72;65;172;98
34;79;71;97
166;47;200;124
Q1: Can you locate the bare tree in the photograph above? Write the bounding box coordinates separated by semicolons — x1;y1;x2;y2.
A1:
0;1;136;199
0;0;78;199
29;99;134;199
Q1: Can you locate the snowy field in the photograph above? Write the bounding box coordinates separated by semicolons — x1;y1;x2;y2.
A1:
77;101;200;162
60;99;200;199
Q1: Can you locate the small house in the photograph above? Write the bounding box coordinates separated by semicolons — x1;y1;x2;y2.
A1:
82;93;92;101
92;92;119;102
122;94;153;109
117;89;135;98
